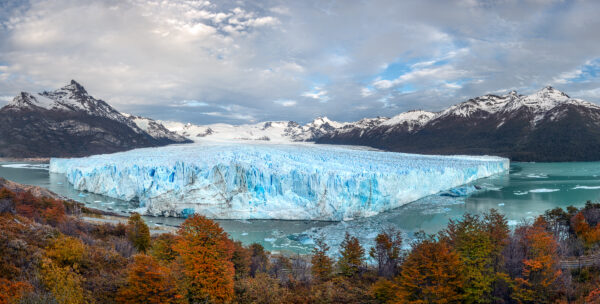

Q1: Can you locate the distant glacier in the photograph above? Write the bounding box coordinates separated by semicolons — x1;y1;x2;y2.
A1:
49;143;509;221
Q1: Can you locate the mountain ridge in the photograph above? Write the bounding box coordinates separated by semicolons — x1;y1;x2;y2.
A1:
162;86;600;161
0;80;191;158
317;86;600;161
2;82;598;161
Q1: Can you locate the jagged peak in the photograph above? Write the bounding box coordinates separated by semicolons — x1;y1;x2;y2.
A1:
542;85;555;91
309;116;333;126
16;91;31;100
58;79;88;95
535;85;569;98
312;116;331;122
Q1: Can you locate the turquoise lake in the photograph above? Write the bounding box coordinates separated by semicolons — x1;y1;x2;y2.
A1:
1;161;599;254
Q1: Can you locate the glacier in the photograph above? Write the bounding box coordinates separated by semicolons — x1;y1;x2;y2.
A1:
49;143;509;221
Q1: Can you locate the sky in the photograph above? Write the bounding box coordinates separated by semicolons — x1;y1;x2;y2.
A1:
1;0;600;124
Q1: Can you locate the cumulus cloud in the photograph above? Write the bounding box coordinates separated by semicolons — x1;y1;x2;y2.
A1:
0;0;599;124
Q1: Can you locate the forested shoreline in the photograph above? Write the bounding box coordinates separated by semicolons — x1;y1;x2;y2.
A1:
1;185;600;303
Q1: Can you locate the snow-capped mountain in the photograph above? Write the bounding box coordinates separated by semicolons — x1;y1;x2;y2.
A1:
8;81;593;161
381;110;436;130
161;116;348;143
159;86;600;161
318;87;600;161
0;80;189;158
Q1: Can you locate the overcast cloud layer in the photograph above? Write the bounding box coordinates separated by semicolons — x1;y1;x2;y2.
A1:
1;0;600;124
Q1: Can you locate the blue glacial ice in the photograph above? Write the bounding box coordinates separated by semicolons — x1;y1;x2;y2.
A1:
49;143;509;221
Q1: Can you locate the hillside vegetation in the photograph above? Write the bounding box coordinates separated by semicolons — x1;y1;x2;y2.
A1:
1;183;600;303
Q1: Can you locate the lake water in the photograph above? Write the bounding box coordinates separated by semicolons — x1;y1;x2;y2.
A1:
2;161;600;254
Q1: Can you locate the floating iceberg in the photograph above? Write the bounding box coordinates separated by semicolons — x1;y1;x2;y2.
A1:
49;143;509;221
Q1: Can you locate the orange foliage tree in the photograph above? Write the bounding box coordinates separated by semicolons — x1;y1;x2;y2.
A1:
513;217;561;303
571;211;600;248
45;235;86;267
116;254;182;304
397;237;465;303
370;229;402;278
0;278;32;304
586;287;600;303
1;188;66;225
173;214;235;304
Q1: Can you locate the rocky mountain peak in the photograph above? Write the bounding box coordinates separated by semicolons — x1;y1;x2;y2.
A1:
0;81;191;157
61;79;88;95
535;86;570;99
307;116;345;129
311;116;332;125
10;92;32;106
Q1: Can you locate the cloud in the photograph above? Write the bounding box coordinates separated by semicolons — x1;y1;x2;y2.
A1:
444;82;462;89
0;0;599;124
302;87;329;102
200;111;255;121
178;100;209;107
552;58;600;84
274;99;297;107
373;65;468;90
360;87;373;97
573;88;600;100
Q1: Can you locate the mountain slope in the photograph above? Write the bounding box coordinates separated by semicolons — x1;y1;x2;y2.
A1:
317;87;600;161
0;80;190;158
122;113;190;144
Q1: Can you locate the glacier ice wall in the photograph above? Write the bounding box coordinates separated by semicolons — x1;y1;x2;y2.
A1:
49;143;509;221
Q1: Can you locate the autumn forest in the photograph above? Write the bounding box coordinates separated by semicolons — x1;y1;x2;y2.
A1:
1;186;600;304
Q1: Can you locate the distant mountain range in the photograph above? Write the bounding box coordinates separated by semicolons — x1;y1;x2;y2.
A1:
166;86;600;161
160;116;345;143
1;81;598;161
317;86;600;161
0;80;190;158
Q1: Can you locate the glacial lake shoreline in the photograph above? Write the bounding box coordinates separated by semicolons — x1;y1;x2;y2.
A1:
2;160;600;254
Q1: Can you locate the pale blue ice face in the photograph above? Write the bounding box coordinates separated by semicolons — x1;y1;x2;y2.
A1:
50;142;508;221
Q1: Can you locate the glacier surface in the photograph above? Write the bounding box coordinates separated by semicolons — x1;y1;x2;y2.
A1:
49;143;509;221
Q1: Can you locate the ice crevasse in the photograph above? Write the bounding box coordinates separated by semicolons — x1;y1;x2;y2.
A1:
49;143;509;221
